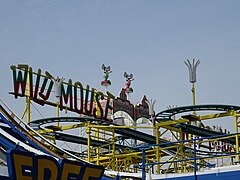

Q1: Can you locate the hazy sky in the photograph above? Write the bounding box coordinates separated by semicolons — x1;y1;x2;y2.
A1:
1;0;240;132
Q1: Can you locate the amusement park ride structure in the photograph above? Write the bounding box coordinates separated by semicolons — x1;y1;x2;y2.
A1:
1;61;240;179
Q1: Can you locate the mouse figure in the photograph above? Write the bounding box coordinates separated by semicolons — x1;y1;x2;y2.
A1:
101;64;112;86
124;72;134;93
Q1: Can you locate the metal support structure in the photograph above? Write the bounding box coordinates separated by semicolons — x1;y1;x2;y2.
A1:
156;125;160;174
22;98;240;177
56;101;59;118
87;125;91;162
96;126;100;165
112;128;116;170
180;129;186;172
193;139;197;180
56;100;60;127
28;103;240;175
142;148;146;180
137;133;240;179
191;83;197;119
234;112;240;163
192;83;196;106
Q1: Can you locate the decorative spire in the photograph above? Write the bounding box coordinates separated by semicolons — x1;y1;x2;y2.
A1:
101;64;112;86
184;59;200;83
51;76;64;98
145;98;157;136
145;99;156;117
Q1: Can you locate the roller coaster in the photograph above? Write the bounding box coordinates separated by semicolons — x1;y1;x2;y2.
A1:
1;64;240;180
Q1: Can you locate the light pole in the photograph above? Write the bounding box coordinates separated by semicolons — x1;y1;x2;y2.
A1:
184;59;200;128
184;59;200;108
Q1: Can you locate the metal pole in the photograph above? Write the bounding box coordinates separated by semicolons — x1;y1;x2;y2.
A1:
156;126;160;174
180;128;185;172
56;99;60;126
234;113;239;163
192;83;197;116
142;148;146;180
96;125;100;166
56;101;59;117
192;83;196;106
193;139;198;180
87;125;91;162
112;128;116;171
27;68;31;123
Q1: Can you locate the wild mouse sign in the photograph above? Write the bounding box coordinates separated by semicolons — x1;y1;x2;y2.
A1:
10;64;114;120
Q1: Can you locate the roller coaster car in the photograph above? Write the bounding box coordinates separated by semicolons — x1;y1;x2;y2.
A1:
181;114;199;122
45;125;62;131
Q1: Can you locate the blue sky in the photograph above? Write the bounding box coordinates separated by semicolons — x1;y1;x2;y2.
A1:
1;0;240;132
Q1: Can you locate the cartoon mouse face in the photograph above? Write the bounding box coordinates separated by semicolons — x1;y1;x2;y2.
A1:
124;72;134;81
102;64;112;74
